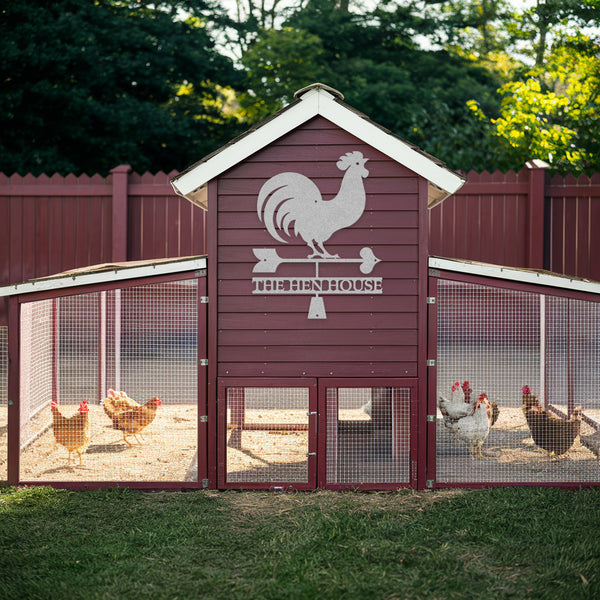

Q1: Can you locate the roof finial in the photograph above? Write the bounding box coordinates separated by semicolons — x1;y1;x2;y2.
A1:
294;83;344;100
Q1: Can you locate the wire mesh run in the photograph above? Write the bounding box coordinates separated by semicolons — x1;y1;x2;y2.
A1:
225;387;310;484
436;280;600;484
326;387;411;485
17;279;200;482
0;326;7;481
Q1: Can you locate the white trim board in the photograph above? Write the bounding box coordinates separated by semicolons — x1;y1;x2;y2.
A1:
170;85;466;207
0;256;207;298
429;256;600;296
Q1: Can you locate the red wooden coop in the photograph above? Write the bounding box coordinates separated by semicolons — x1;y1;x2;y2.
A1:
2;83;599;489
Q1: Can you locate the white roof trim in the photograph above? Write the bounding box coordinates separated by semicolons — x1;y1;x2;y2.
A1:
171;86;465;202
429;257;600;296
0;256;207;298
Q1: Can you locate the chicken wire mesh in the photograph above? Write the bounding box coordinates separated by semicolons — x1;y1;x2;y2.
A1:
326;387;411;485
435;279;600;484
224;386;310;484
0;326;7;481
17;279;200;482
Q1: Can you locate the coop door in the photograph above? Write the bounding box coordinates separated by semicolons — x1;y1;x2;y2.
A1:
218;379;318;489
319;379;416;489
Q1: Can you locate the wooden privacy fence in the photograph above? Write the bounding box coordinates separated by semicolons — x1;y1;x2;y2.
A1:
429;163;600;282
0;166;206;325
2;162;600;326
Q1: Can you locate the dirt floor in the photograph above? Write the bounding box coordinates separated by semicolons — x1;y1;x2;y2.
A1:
1;405;599;485
436;406;600;483
0;404;198;482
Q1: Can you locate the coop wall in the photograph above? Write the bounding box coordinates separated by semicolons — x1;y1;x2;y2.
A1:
214;115;427;379
431;274;600;486
10;275;205;485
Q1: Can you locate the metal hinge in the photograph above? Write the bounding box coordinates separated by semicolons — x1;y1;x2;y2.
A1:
200;296;209;303
307;411;317;416
200;415;208;423
427;414;436;422
427;296;436;304
200;358;208;366
427;359;436;367
306;452;316;456
195;269;207;278
426;479;435;489
429;268;440;278
202;479;209;489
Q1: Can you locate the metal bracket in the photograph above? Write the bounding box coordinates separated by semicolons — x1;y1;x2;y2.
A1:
200;358;208;366
200;296;209;304
307;411;317;416
426;296;436;304
427;359;436;367
202;479;209;489
426;414;436;422
426;479;435;489
195;269;207;278
429;268;440;277
200;415;208;423
306;452;316;456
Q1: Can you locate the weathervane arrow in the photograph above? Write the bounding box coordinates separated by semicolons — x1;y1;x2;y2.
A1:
253;247;380;274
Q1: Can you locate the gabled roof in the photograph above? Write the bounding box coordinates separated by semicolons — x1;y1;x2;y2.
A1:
170;83;466;209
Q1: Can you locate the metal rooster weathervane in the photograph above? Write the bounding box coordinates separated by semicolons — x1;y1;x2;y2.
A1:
252;150;383;319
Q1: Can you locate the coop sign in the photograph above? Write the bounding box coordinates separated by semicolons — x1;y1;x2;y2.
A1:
252;276;383;295
251;150;383;319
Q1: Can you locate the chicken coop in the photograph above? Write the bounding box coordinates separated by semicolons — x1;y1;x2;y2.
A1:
2;83;600;490
1;257;207;487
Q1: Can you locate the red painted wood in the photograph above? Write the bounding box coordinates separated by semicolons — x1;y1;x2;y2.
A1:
217;362;417;378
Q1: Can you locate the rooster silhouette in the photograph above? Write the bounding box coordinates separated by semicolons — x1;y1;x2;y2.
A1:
257;151;369;258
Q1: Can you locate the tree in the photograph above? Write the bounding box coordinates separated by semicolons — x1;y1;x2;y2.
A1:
238;0;503;171
470;36;600;174
0;0;244;175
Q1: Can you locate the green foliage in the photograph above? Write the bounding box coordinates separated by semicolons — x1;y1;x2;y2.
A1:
1;486;599;599
471;34;600;174
239;0;503;172
0;0;243;175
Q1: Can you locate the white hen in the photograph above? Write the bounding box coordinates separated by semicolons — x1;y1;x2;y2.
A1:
453;394;491;458
438;381;475;429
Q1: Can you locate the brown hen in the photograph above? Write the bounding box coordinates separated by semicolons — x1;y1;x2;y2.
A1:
51;400;90;465
522;386;581;457
108;396;162;445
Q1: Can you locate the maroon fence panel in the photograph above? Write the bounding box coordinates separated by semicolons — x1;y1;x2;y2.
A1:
429;168;532;269
546;173;600;282
0;167;207;326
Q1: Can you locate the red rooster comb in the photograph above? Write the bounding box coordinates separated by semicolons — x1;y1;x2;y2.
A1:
451;381;460;392
461;381;470;391
51;400;58;409
79;401;89;413
522;385;531;395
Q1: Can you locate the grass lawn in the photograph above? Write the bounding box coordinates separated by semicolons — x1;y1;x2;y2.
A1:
0;486;599;599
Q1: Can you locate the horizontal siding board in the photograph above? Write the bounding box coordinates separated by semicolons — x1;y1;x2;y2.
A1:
218;362;417;377
218;329;418;346
217;244;419;263
218;261;418;279
218;295;417;313
217;312;418;330
219;345;416;362
223;158;416;179
217;194;419;212
217;228;418;246
217;210;419;229
219;278;417;296
217;177;419;196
